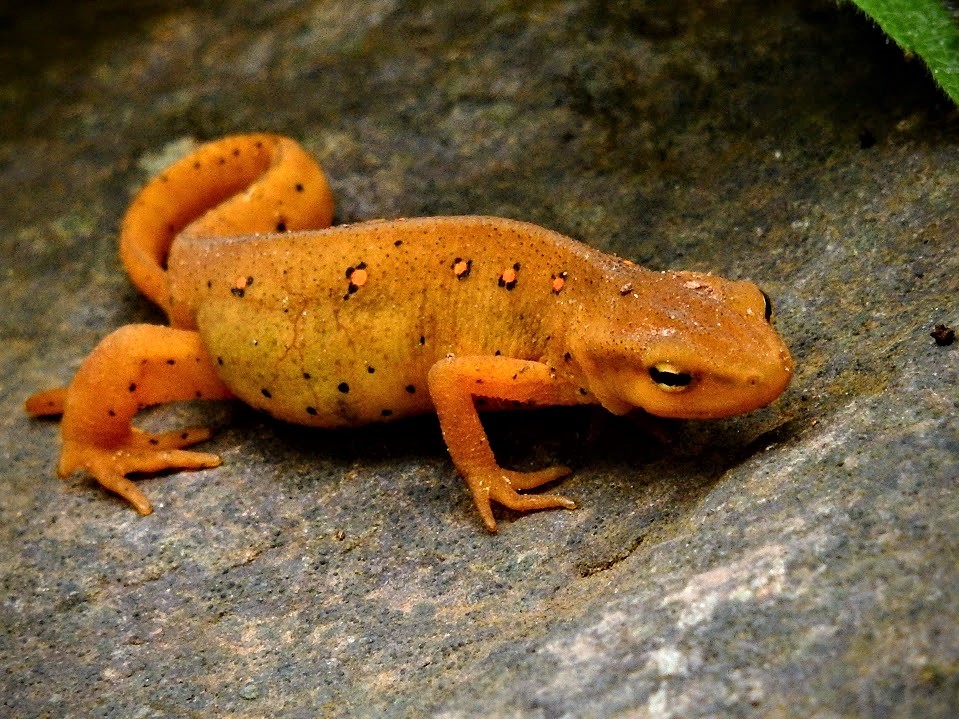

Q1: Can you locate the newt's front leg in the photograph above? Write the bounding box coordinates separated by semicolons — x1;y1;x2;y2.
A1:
25;325;233;514
427;355;579;531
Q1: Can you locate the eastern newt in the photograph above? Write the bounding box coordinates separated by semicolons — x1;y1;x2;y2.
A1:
26;134;793;531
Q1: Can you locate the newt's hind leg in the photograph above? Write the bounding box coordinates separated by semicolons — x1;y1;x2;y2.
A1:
25;325;234;514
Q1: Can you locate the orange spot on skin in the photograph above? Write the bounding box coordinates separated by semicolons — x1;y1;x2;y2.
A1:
498;263;521;290
452;258;473;279
344;262;368;298
551;271;567;294
231;275;254;297
350;268;368;287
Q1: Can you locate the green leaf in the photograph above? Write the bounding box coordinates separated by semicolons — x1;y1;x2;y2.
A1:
849;0;959;104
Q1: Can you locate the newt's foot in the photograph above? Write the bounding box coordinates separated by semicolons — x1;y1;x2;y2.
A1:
58;427;220;514
466;465;576;532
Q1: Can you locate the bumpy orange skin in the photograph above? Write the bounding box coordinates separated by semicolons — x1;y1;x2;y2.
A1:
27;134;792;530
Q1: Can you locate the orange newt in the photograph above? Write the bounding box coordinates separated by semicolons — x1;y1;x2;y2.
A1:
26;134;793;531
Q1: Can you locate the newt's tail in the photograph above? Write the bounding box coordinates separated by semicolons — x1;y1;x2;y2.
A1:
118;134;335;326
24;387;67;416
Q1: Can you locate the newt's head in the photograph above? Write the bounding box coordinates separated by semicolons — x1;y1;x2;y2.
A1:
573;270;793;419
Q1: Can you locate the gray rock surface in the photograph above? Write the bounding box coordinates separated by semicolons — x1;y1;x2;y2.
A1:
1;1;956;717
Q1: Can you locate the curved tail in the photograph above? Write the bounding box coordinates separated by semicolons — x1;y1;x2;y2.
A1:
119;134;335;325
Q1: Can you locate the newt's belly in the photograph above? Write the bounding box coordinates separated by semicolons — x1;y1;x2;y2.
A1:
197;295;439;427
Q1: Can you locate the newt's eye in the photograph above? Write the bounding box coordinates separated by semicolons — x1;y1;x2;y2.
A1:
760;290;774;322
649;363;693;392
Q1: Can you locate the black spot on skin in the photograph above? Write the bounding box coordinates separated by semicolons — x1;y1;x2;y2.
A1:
295;183;304;192
367;366;376;374
217;356;224;365
217;157;226;165
419;336;426;346
261;388;272;398
276;221;287;232
149;438;159;446
232;148;241;157
564;352;572;362
306;406;318;415
494;350;502;356
394;240;403;247
207;280;213;289
231;287;245;298
195;391;202;398
345;266;355;278
166;359;176;365
338;382;350;393
578;388;588;396
357;261;367;270
405;384;416;394
193;161;201;169
346;283;359;295
381;409;393;417
513;262;521;271
128;383;137;392
181;432;189;439
107;409;116;417
303;372;312;380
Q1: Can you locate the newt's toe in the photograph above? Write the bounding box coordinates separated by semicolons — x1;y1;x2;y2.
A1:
465;465;577;532
504;465;572;490
57;433;221;514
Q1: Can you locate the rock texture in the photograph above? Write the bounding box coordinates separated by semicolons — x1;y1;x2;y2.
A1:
1;1;956;717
